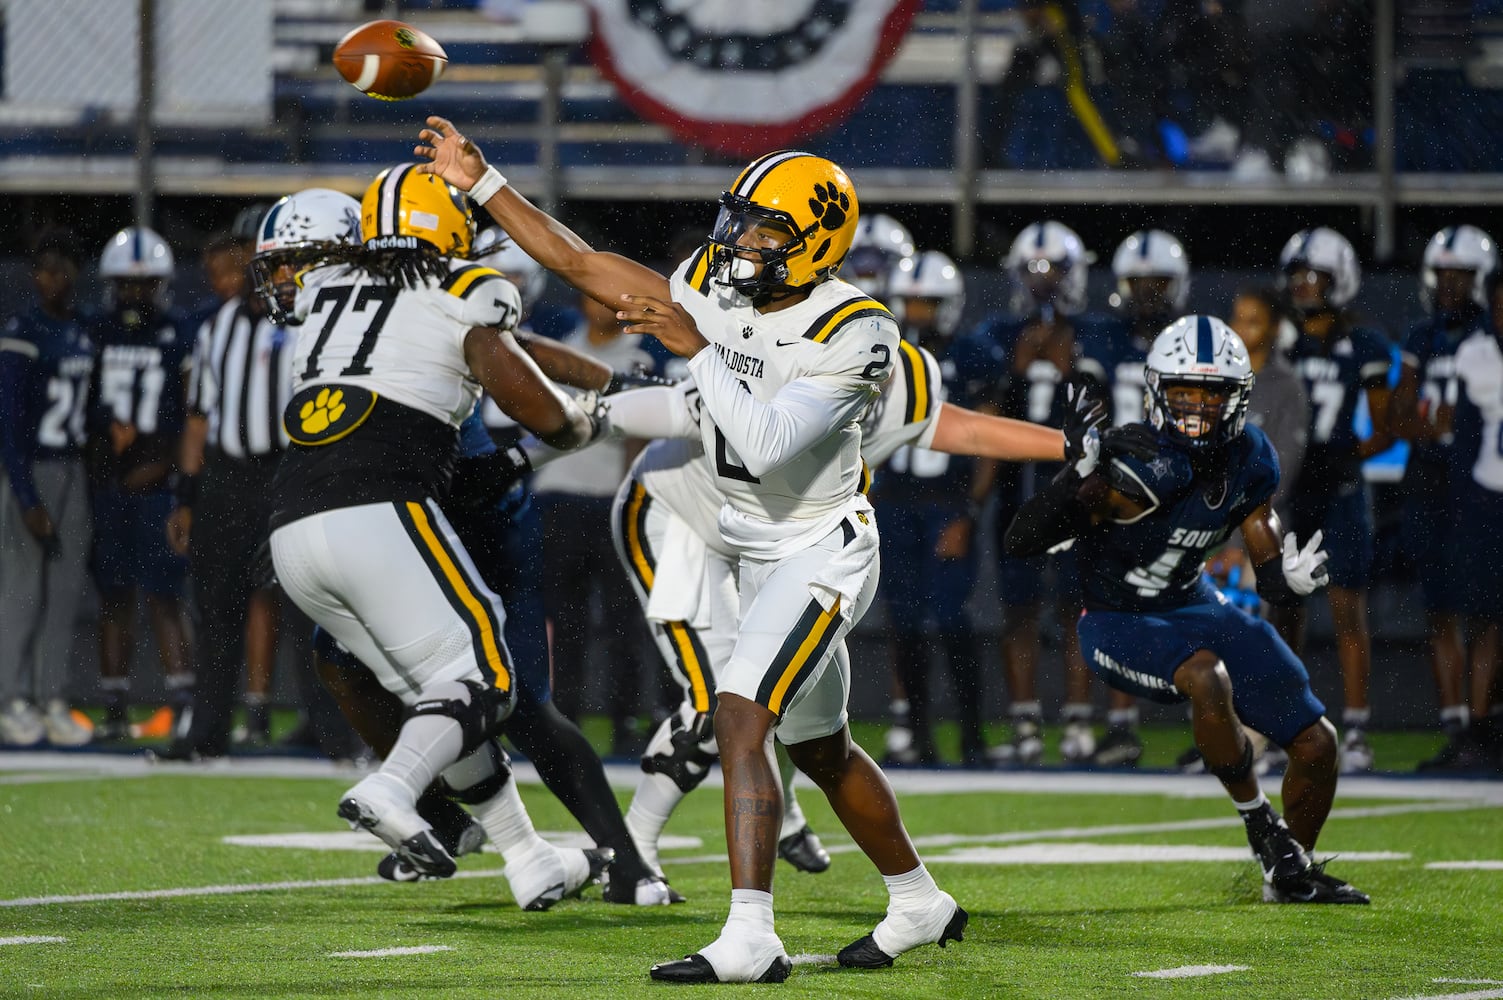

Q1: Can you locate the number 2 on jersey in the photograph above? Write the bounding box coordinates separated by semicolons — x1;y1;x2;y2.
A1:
300;285;399;380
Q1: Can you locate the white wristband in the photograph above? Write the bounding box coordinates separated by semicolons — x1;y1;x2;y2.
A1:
467;165;507;205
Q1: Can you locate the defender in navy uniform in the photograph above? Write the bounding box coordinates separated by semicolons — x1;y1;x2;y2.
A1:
1007;316;1368;904
977;220;1092;765
1277;228;1394;772
874;250;1002;766
0;233;96;747
1071;228;1193;766
1391;225;1497;765
85;227;197;740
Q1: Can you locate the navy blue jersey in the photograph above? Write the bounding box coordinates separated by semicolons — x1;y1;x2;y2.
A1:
1076;313;1154;427
0;307;94;508
876;331;1003;503
1402;311;1477;476
1077;424;1281;613
86;307;196;479
1287;323;1391;490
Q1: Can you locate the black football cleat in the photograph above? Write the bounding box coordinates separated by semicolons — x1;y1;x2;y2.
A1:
837;904;968;969
1263;860;1370;905
649;953;791;984
778;825;832;873
1243;805;1312;889
603;872;686;905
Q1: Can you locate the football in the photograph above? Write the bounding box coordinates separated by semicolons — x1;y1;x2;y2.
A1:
333;20;447;101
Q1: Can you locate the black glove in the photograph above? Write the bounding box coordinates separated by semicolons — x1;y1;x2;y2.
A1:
1098;423;1161;464
604;368;676;395
1062;380;1108;470
449;445;533;511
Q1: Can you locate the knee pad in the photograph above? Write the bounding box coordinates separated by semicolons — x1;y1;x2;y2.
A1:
407;679;508;755
1209;735;1255;786
641;707;718;794
438;739;512;805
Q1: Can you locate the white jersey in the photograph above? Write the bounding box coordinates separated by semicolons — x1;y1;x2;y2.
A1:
291;260;520;428
625;339;943;558
670;247;899;557
1455;327;1503;492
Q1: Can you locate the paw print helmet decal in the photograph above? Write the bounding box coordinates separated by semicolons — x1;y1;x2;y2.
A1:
708;150;860;302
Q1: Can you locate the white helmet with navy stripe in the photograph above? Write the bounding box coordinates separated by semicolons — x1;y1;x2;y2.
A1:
846;212;915;299
473;226;546;314
1278;227;1361;309
1005;220;1088;316
99;226;174;280
251;188;361;323
888;249;965;337
1421;224;1497;312
1111;229;1190;313
1144;315;1254;450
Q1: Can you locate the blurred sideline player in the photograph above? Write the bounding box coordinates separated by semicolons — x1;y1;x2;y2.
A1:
1390;226;1498;768
86;227;197;741
844;212;915;301
267;163;600;889
1275;228;1394;772
1436;271;1503;769
874;250;1002;766
417;118;968;982
1073;228;1193;766
976;220;1092;765
0;231;95;747
1007;316;1369;905
565;292;1065;875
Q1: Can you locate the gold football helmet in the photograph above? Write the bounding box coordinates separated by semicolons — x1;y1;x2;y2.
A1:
360;163;474;258
708;151;859;301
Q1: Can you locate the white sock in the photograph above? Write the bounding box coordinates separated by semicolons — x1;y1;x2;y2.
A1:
1342;707;1371;729
1062;702;1093;723
697;889;780;978
726;888;775;935
777;751;806;841
883;863;941;911
1108;707;1140;728
624;771;683;876
468;774;547;862
380;715;464;800
1234;792;1269;812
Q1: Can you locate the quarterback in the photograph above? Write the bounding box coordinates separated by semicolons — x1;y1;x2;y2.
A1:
416;119;966;983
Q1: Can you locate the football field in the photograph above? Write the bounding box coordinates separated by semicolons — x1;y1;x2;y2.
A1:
3;745;1501;999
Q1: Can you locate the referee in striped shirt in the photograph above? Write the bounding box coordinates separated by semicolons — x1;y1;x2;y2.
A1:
161;224;294;757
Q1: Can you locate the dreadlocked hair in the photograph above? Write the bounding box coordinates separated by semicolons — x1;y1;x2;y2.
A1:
353;245;449;289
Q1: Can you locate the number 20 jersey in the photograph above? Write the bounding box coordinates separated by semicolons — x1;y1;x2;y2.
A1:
1075;423;1280;613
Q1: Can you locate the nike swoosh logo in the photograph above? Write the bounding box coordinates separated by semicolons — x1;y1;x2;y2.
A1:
775;339;801;347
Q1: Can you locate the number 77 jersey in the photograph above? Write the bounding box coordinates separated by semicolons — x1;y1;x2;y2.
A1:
290;259;521;429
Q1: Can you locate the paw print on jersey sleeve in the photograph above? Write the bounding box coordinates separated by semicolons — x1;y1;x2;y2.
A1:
299;387;347;435
808;182;850;233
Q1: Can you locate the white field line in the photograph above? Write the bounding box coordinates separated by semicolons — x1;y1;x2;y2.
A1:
1133;965;1250;979
790;954;836;966
1426;862;1503;871
667;799;1482;865
1392;990;1503;1000
0;868;507;908
329;945;454;958
5;751;1503;804
935;844;1407;865
1434;982;1503;987
0;936;67;945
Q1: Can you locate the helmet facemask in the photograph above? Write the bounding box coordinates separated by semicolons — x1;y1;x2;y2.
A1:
1145;371;1252;451
707;193;812;305
250;244;355;325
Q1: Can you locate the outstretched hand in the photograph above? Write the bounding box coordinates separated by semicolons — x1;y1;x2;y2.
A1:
1281;529;1330;596
413;116;487;192
617;294;707;358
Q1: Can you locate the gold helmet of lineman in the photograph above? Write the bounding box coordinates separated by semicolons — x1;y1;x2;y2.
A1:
360;163;475;258
708;150;860;302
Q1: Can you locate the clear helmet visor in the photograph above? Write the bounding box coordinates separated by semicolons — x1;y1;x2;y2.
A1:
708;196;802;285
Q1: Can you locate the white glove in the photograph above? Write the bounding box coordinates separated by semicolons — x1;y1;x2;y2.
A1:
1072;426;1102;478
1281;530;1330;595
